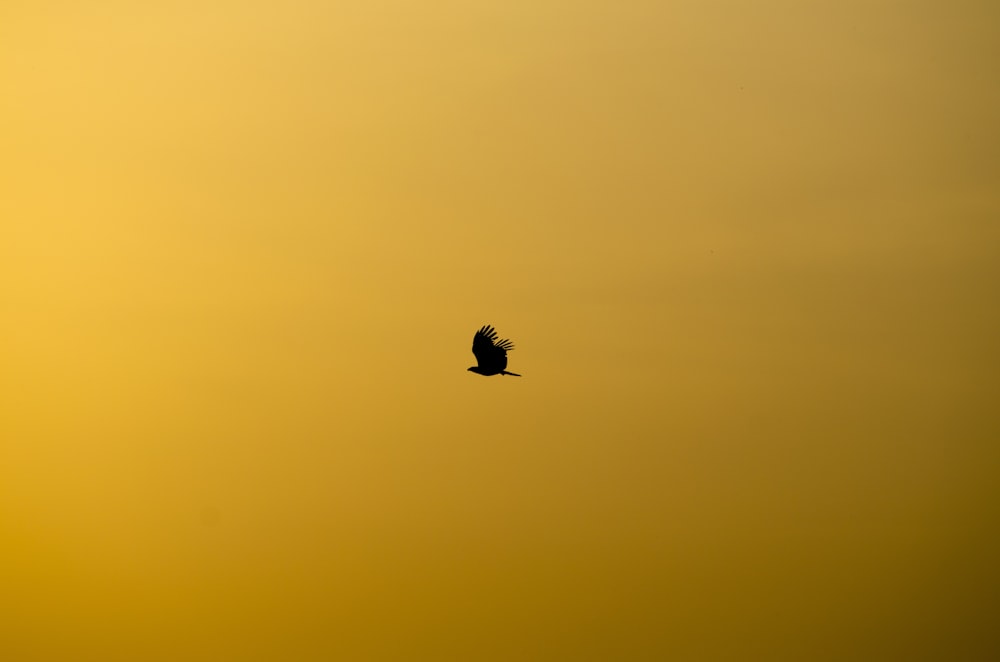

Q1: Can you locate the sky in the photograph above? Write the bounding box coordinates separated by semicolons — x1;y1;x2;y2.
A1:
2;1;999;659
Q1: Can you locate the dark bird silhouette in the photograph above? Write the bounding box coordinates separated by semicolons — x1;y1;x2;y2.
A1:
468;325;521;376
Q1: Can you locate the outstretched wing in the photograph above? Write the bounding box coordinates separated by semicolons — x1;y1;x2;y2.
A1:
472;325;514;370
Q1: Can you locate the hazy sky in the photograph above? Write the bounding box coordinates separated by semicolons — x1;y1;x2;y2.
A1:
2;1;999;659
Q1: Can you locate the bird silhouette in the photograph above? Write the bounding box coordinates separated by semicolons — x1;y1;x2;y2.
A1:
468;325;521;376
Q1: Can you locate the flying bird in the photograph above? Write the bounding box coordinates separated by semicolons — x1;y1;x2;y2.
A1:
468;325;521;377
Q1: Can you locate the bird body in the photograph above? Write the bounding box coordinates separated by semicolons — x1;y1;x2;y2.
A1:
468;325;521;376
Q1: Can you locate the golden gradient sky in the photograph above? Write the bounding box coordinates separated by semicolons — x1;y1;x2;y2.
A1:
2;1;999;659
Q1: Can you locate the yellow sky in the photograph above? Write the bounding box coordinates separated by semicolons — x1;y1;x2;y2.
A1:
2;1;999;659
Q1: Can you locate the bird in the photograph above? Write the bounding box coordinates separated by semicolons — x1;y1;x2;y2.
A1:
468;325;521;377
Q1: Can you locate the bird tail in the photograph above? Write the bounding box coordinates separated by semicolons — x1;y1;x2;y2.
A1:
501;371;521;377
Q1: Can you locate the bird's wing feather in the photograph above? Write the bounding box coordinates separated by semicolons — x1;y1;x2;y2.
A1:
472;325;514;369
